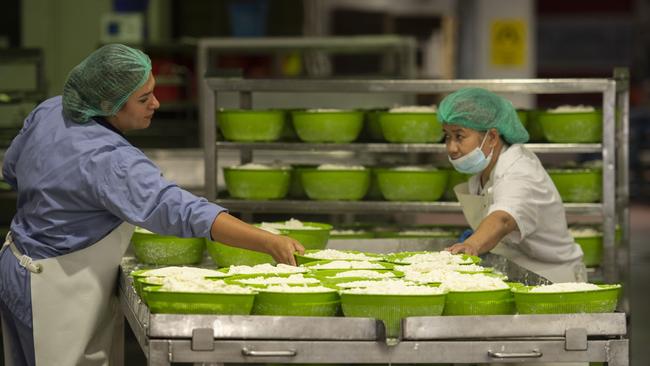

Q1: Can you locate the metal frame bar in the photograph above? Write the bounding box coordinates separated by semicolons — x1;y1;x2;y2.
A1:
213;199;603;215
216;142;603;154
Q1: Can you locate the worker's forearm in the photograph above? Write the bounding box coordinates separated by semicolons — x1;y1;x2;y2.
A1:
209;212;274;253
464;210;518;254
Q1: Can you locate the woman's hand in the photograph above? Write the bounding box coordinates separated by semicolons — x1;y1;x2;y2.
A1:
265;235;305;266
446;242;480;256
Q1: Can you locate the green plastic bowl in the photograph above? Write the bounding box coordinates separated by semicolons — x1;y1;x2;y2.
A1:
252;288;340;316
301;169;370;201
265;221;333;250
442;168;471;201
340;291;447;338
131;230;205;265
223;167;291;200
291;110;364;143
376;168;448;201
516;109;529;129
383;251;480;265
205;239;275;267
526;110;547;142
443;288;514;315
143;286;256;315
512;284;621;314
538;110;602;143
573;235;603;267
378;112;443;143
218;109;285;142
547;168;602;203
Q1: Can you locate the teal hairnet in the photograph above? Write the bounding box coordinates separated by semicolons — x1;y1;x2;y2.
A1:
62;44;152;123
438;87;529;144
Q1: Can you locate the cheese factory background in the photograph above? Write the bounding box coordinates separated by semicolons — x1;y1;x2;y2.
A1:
0;0;646;365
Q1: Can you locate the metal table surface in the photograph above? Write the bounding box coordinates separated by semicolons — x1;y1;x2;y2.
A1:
118;255;629;366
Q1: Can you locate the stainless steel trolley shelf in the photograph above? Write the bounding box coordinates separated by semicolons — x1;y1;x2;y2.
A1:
214;198;603;215
216;141;603;154
201;70;630;288
118;257;629;366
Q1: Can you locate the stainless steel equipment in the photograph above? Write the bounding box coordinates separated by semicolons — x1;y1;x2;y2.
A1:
118;251;629;365
199;71;630;288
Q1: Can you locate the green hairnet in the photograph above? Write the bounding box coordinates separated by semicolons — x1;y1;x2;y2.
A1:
62;44;151;123
438;87;529;144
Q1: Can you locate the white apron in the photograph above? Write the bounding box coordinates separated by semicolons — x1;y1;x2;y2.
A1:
2;222;134;366
454;182;584;283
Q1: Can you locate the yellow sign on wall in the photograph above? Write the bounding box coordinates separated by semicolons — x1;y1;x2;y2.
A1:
490;20;526;67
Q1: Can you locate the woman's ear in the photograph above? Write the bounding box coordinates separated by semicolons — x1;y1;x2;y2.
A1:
489;128;500;146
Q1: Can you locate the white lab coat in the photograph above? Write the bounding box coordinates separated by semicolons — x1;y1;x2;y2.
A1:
457;144;585;283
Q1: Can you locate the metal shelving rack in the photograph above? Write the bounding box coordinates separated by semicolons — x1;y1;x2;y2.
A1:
200;70;630;285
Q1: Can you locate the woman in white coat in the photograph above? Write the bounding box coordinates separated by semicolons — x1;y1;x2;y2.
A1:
441;87;586;284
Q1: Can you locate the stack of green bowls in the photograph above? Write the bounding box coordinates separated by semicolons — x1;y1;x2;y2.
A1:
301;168;370;201
291;110;364;143
217;109;285;142
378;111;443;143
131;228;205;265
376;168;449;201
547;168;602;203
538;109;602;143
223;166;292;200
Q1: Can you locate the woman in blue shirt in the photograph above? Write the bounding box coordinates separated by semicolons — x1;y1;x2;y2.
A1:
0;44;304;366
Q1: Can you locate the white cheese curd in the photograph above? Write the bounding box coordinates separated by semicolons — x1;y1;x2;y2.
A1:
259;218;320;231
159;277;255;294
235;274;320;285
440;273;509;292
393;251;472;265
389;105;437;113
546;105;596;113
340;279;446;295
332;270;396;279
139;266;228;278
306;260;386;270
568;227;601;237
305;249;380;261
448;264;490;273
529;282;602;293
306;108;346;113
402;269;462;284
262;284;336;293
224;263;308;276
141;276;165;285
230;163;290;170
391;166;438;172
316;164;366;171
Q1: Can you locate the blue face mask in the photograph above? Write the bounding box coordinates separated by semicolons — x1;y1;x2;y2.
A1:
448;133;494;174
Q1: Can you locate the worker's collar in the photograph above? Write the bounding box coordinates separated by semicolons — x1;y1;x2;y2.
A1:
94;116;125;138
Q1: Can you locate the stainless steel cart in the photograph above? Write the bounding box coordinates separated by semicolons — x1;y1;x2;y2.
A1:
119;253;629;365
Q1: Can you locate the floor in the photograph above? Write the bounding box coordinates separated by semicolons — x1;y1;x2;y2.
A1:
2;205;649;365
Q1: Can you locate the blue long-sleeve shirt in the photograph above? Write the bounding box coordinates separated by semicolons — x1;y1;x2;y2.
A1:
0;96;226;326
